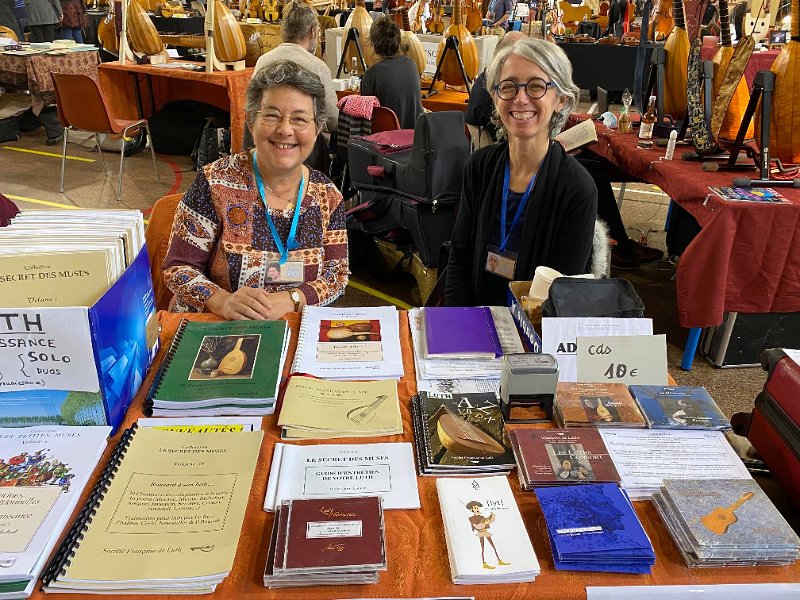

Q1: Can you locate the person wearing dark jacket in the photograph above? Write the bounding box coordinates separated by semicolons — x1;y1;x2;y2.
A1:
24;0;61;42
361;16;423;129
0;0;23;39
446;37;597;307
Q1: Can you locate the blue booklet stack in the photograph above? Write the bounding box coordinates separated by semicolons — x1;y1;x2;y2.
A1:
535;483;656;574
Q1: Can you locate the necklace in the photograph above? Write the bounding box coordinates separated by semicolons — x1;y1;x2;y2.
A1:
253;155;302;216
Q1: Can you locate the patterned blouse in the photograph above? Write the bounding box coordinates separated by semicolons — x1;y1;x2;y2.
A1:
163;152;348;312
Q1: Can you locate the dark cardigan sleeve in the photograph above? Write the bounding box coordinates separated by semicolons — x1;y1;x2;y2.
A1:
444;153;479;306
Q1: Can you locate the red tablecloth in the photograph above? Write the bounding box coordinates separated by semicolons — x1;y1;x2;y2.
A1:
589;125;800;328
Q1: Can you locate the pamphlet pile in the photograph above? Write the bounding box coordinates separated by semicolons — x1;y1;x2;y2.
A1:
264;496;387;588
277;376;402;439
629;385;731;430
410;392;515;475
554;383;646;428
436;476;540;584
145;319;290;416
0;426;110;599
536;483;655;574
510;428;620;489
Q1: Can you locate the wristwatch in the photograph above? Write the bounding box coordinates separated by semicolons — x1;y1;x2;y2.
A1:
289;290;302;313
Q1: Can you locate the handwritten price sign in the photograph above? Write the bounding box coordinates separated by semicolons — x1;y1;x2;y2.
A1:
575;334;668;385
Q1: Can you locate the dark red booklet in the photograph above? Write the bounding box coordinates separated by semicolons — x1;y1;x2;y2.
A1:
283;496;386;572
510;428;621;487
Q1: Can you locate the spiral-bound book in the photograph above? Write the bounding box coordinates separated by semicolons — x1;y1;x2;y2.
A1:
42;426;263;594
145;319;290;416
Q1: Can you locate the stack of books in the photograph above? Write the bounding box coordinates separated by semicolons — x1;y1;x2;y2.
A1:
277;376;402;439
629;385;731;430
652;478;800;567
510;428;620;489
145;319;290;416
411;392;515;475
536;483;656;574
436;476;540;584
264;496;387;588
554;382;646;428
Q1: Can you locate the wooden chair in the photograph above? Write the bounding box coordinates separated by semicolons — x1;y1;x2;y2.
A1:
145;193;182;312
50;72;160;198
370;106;401;133
0;26;18;42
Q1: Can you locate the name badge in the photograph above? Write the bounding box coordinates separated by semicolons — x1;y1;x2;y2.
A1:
485;245;516;280
267;260;304;283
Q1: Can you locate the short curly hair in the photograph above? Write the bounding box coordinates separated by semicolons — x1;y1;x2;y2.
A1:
369;16;401;59
246;60;327;129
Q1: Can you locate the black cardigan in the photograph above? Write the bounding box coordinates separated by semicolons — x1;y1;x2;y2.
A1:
445;140;598;307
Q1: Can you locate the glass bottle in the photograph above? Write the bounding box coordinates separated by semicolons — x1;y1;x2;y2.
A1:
639;95;656;140
349;57;360;91
619;88;632;134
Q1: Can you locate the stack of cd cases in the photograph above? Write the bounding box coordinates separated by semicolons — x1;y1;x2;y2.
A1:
652;478;800;567
264;496;387;588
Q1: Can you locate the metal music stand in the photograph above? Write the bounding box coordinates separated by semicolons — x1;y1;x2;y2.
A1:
425;35;472;97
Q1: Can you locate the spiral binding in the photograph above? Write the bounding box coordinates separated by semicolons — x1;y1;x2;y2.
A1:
289;308;312;374
142;318;190;416
41;424;139;587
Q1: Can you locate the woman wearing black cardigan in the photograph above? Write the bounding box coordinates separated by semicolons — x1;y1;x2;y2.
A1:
445;37;598;307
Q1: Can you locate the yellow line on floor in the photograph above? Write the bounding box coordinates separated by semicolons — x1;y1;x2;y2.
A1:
348;279;413;310
2;146;95;163
5;194;80;209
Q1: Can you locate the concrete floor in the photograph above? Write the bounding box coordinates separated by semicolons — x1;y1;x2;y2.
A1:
0;100;770;423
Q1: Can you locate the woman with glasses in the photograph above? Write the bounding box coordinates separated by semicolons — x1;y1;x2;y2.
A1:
163;61;348;320
445;37;597;306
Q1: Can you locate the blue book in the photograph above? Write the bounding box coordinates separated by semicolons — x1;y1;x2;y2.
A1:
536;483;655;573
629;385;730;430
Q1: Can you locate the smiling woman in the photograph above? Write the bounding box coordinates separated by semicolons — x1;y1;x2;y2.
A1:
162;61;349;321
445;37;599;307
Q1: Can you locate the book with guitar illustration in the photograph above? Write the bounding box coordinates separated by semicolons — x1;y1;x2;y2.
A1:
653;478;800;566
145;319;290;415
412;391;515;475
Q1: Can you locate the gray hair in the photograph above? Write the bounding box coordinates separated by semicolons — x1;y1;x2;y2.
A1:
246;61;328;129
486;37;579;140
281;2;318;44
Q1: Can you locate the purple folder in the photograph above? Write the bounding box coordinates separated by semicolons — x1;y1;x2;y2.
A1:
423;307;503;358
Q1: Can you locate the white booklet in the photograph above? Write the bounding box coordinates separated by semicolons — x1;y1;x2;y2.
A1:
291;306;404;380
0;426;110;592
541;317;653;382
599;429;752;500
264;442;420;511
436;475;539;584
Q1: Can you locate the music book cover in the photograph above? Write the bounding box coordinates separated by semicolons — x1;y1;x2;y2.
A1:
148;319;289;407
658;478;800;554
510;428;620;486
416;392;515;472
708;186;789;203
535;483;655;572
422;307;503;359
49;428;263;588
555;382;646;427
629;385;731;430
282;496;386;572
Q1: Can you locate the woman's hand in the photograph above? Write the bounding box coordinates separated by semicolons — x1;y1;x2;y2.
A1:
206;289;298;321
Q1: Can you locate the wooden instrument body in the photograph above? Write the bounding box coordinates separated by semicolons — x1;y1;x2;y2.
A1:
262;0;280;22
428;0;445;34
756;0;800;163
465;0;482;34
663;0;689;120
436;0;479;84
398;6;426;75
212;0;247;61
218;338;247;375
159;1;186;17
344;0;375;71
128;0;166;55
649;0;674;40
97;10;119;53
550;7;566;35
699;492;754;535
436;412;506;456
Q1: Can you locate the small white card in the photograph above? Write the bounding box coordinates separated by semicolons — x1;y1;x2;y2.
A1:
576;334;668;386
304;464;391;496
306;520;363;539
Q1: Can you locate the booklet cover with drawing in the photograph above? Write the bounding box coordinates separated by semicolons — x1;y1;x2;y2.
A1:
291;306;403;380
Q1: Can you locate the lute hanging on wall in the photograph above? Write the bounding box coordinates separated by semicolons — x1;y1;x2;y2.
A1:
662;0;689;121
756;0;800;164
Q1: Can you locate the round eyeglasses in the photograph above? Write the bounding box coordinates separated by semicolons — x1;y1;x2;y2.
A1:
493;78;556;101
257;110;314;131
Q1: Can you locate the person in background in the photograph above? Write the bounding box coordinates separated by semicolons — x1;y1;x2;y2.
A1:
58;0;85;42
408;0;430;33
446;37;597;306
484;0;514;30
361;16;423;129
0;0;23;39
24;0;60;42
163;61;348;320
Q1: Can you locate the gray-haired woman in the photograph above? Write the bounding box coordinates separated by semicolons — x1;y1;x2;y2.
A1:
163;61;348;320
445;37;598;306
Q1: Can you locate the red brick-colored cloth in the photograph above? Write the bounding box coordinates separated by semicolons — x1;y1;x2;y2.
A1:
337;93;381;120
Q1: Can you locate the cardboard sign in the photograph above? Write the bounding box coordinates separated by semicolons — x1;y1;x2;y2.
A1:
576;334;668;386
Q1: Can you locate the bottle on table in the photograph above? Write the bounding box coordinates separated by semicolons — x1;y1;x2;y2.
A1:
349;56;360;91
639;95;657;140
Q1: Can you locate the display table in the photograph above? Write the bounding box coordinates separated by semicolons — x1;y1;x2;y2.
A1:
28;310;800;600
587;124;800;330
0;49;100;114
98;61;253;153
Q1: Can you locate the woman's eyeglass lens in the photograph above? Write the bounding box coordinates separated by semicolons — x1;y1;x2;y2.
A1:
258;111;313;131
494;78;554;100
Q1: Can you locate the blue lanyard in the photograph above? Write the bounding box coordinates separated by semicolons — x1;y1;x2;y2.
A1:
251;151;304;265
499;161;536;253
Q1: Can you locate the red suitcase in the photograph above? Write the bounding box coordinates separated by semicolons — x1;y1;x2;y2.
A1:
747;348;800;508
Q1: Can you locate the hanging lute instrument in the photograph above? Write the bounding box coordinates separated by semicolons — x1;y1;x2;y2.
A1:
399;5;426;75
662;0;689;120
436;0;479;85
155;0;246;62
